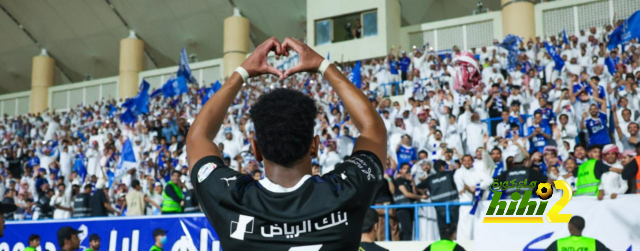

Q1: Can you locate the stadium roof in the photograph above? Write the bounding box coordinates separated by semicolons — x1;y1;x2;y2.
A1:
0;0;500;94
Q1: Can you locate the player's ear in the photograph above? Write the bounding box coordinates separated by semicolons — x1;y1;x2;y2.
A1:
251;138;263;162
309;135;320;158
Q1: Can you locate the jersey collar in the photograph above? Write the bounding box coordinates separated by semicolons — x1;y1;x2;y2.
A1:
259;175;312;193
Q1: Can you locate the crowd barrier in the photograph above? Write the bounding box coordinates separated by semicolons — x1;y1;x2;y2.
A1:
4;195;638;250
4;214;218;251
480;115;532;137
2;201;469;251
475;194;640;251
371;202;472;242
377;240;474;251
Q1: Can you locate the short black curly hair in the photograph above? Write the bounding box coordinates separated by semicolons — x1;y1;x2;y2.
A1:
250;89;317;167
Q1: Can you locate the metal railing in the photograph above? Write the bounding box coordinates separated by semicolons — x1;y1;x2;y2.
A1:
481;115;532;137
370;201;473;241
374;73;452;97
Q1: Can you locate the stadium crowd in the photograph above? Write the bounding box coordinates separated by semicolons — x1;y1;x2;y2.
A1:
0;20;639;243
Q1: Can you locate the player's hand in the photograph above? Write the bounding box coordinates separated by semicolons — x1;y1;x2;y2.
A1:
610;193;617;199
281;37;324;78
240;37;284;79
597;192;604;201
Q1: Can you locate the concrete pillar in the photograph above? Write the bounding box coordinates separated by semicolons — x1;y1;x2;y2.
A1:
223;8;250;78
118;31;144;99
30;49;55;114
501;0;535;40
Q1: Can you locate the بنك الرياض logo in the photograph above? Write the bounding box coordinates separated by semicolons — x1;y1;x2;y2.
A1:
482;179;572;223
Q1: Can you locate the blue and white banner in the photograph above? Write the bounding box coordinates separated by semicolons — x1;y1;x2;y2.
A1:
3;214;220;251
475;195;639;251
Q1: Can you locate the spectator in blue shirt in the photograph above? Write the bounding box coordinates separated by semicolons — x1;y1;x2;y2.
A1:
534;97;555;128
574;74;605;103
587;75;605;98
581;103;610;146
527;111;552;153
399;51;411;81
161;118;178;142
396;134;417;166
27;150;40;169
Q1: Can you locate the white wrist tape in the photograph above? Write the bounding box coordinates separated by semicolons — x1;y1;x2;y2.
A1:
318;59;331;76
235;67;250;83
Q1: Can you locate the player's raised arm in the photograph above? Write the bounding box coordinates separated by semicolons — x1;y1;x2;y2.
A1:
186;37;284;172
282;37;387;161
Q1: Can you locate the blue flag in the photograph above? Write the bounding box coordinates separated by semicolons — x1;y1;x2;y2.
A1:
348;61;362;89
115;139;137;179
544;41;565;72
178;48;197;84
608;10;640;50
77;131;86;142
108;104;117;118
150;88;163;98
152;75;188;98
201;80;221;106
604;56;617;74
563;29;569;45
73;153;86;181
119;80;150;124
499;34;523;72
107;169;115;189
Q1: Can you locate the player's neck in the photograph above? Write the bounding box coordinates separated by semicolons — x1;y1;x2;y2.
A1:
360;233;375;243
263;158;312;188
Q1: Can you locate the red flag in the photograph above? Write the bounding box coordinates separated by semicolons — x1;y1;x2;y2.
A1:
452;51;481;91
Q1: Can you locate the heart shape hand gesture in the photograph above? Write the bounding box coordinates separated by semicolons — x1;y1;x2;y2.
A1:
239;37;325;80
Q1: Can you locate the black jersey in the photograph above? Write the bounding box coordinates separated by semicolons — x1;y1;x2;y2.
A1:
191;150;383;251
359;242;389;251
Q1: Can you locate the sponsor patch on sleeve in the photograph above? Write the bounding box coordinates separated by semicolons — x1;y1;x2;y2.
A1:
198;163;217;183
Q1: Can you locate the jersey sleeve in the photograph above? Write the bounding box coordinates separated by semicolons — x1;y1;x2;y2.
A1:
327;150;383;202
622;159;638;180
454;244;467;251
593;161;609;180
190;155;248;210
545;241;557;251
595;240;609;251
416;177;430;190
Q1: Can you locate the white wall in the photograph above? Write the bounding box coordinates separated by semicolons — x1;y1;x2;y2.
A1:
48;77;119;111
535;0;640;39
534;0;601;37
44;58;224;111
307;0;400;62
400;11;503;52
0;91;30;116
139;58;224;90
